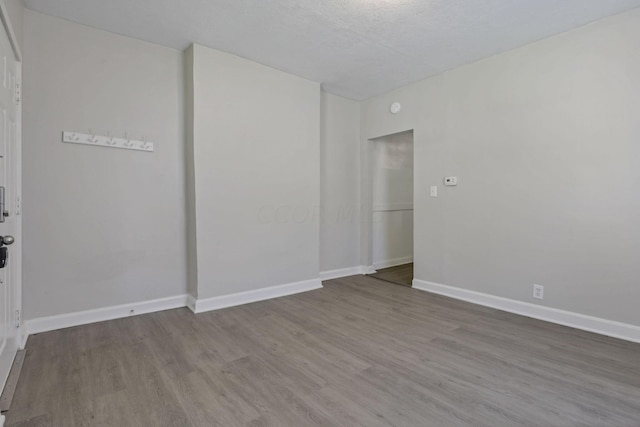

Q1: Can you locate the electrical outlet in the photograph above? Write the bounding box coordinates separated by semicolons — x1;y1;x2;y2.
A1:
533;284;544;300
444;176;458;186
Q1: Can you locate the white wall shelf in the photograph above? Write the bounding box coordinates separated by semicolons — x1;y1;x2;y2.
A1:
62;131;154;152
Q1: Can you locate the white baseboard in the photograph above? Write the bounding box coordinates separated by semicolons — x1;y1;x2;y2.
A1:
186;294;197;313
320;266;375;281
25;294;189;336
23;278;323;339
413;279;640;344
361;265;377;275
18;326;28;350
189;278;322;314
373;256;413;270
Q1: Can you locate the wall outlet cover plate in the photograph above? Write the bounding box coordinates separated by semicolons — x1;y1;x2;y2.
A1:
444;176;458;186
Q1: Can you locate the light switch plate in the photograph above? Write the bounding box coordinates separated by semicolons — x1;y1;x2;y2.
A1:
430;186;438;197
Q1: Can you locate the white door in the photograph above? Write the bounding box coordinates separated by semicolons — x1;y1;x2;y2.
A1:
0;8;20;391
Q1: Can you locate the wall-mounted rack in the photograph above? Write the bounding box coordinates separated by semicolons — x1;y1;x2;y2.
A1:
62;131;154;152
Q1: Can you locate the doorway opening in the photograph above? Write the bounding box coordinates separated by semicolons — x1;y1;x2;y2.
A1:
366;130;413;287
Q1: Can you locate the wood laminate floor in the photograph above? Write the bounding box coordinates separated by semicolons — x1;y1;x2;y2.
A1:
7;275;640;426
368;263;413;287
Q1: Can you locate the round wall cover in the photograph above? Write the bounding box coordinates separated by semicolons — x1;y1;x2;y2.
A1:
390;102;401;114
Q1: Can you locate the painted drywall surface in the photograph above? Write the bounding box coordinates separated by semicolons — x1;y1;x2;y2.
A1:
184;45;198;298
371;132;413;267
320;92;361;272
190;44;320;299
23;10;186;319
3;0;23;52
372;210;413;267
372;132;414;211
362;9;640;326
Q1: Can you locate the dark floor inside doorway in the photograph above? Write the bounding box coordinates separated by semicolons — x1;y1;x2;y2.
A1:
368;263;413;287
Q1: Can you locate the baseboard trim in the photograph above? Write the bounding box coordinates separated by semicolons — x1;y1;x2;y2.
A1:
320;266;375;281
412;279;640;344
186;294;197;313
25;294;189;336
191;278;323;314
361;265;377;275
373;256;413;270
23;278;324;337
18;327;27;350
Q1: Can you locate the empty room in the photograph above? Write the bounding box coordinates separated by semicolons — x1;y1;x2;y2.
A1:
0;0;638;425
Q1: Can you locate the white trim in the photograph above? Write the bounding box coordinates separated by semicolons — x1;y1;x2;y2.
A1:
25;295;189;335
361;265;377;274
23;278;324;338
373;256;413;270
413;279;640;344
186;294;197;313
15;61;23;347
320;266;375;281
18;329;26;350
0;7;22;396
190;279;322;314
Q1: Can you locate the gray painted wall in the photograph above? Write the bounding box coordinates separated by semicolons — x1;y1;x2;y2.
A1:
320;92;361;272
184;45;198;298
3;0;23;52
362;9;640;326
23;10;187;319
189;45;320;299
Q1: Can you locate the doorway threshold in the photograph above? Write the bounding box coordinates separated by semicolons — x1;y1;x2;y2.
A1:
367;263;413;287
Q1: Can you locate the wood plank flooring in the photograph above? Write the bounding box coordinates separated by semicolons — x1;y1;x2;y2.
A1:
368;263;413;287
7;275;640;426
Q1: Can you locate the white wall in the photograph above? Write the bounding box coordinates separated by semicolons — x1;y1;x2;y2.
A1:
371;131;413;268
188;44;320;299
362;8;640;326
23;10;186;319
320;92;361;272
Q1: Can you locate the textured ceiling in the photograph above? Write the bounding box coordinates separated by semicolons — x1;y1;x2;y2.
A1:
24;0;640;100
